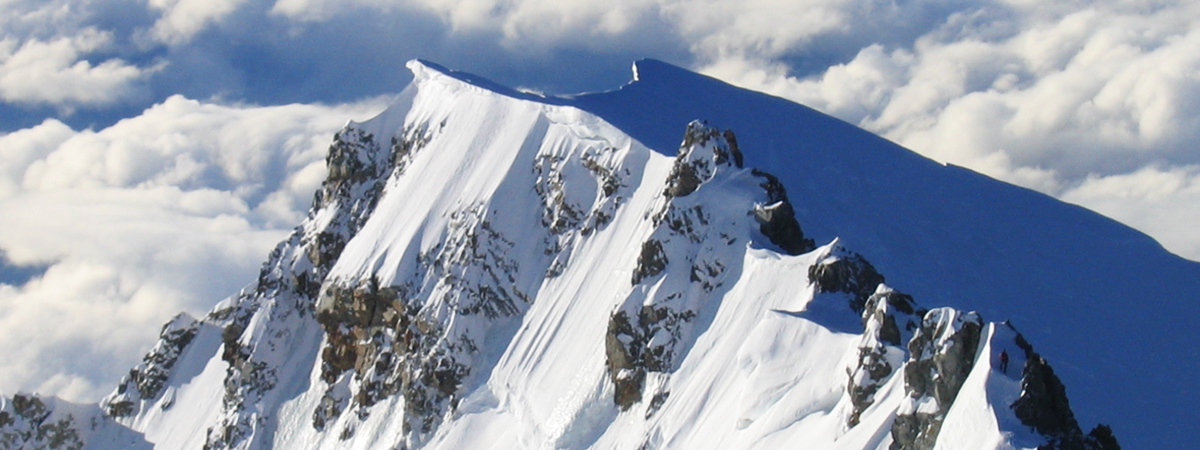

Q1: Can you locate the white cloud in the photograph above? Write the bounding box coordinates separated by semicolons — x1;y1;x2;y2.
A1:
0;189;277;401
269;0;671;54
0;94;386;401
661;0;851;59
0;118;72;197
690;0;1200;260
1061;165;1200;260
0;28;153;109
147;0;250;44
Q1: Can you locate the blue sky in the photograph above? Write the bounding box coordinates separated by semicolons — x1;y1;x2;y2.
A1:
0;0;1197;403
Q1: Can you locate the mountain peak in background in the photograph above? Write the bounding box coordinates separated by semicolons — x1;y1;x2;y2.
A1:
4;59;1195;449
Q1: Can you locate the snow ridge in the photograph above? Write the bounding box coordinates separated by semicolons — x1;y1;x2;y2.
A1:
17;59;1144;449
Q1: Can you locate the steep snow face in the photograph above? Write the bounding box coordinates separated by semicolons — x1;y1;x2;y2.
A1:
83;59;1138;450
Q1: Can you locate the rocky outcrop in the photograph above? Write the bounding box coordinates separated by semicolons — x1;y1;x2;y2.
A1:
845;285;925;427
312;278;469;437
606;122;816;412
1006;324;1121;450
3;394;150;450
751;170;814;255
891;308;983;450
605;304;697;410
104;313;200;417
669;124;809;255
1013;354;1079;441
535;154;586;234
809;246;886;313
1082;425;1121;450
1;395;83;450
198;124;452;450
309;203;532;443
535;145;629;281
664;123;725;198
632;240;669;285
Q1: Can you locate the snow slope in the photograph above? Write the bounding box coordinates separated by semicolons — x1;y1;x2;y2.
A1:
571;60;1200;449
59;58;1192;449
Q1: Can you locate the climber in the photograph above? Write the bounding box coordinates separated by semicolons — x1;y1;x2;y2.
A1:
999;349;1010;374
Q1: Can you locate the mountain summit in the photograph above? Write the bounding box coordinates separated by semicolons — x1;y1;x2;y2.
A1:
5;59;1194;449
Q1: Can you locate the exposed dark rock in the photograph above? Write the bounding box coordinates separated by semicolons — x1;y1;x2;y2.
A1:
103;313;200;417
750;170;814;255
606;310;644;410
661;204;709;243
1004;323;1121;450
1013;354;1080;440
534;154;585;234
220;322;245;364
753;198;812;255
846;286;926;428
846;342;892;428
613;367;646;411
604;304;696;410
0;394;84;450
863;289;925;346
307;232;347;270
1085;425;1121;450
312;386;347;431
309;203;529;443
666;161;703;198
663;122;731;199
660;122;813;256
632;240;668;285
722;129;744;168
535;148;626;240
105;400;135;418
315;279;457;426
646;391;670;419
891;308;983;450
11;395;49;423
809;249;886;313
390;125;433;175
689;259;726;293
582;153;621;197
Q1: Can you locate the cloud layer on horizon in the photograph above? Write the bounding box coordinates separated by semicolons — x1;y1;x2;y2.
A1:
0;95;386;401
0;0;1196;402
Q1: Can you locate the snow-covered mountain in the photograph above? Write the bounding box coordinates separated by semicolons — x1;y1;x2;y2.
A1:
6;59;1196;449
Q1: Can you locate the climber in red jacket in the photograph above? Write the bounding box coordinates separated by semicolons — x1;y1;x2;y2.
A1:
999;349;1010;374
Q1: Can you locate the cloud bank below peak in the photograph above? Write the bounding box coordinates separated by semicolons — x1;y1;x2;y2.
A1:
0;94;387;402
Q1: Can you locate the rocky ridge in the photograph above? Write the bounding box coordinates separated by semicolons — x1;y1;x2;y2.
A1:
37;60;1126;449
2;394;148;450
605;121;815;412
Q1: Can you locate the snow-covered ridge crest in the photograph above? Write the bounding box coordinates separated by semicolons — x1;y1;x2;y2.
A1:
18;59;1129;449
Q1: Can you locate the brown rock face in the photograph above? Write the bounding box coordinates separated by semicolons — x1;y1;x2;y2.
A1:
604;306;696;410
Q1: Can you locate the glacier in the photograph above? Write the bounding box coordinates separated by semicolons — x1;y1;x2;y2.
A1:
4;59;1195;449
